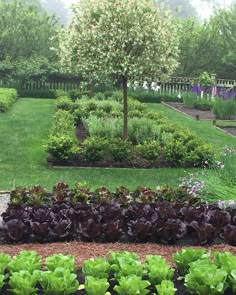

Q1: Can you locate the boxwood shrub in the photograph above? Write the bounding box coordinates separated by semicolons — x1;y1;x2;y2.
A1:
0;88;17;112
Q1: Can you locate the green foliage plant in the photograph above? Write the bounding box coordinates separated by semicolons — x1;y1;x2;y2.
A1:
56;96;74;111
213;99;236;120
8;270;40;295
0;253;11;274
108;139;132;162
114;275;150;295
111;258;145;279
173;249;210;275
182;92;198;108
8;251;41;274
45;254;75;273
84;276;109;295
39;267;79;295
80;137;109;161
82;258;110;279
155;280;177;295
0;274;4;289
145;255;174;285
0;88;17;112
185;259;228;295
199;72;214;87
137;141;161;161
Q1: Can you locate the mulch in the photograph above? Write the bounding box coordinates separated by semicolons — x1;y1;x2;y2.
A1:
0;241;235;266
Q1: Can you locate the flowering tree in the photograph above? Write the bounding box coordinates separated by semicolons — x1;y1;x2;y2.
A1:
59;0;180;139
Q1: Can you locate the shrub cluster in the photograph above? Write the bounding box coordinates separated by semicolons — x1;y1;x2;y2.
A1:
182;92;213;111
0;88;17;112
45;109;78;160
46;92;215;167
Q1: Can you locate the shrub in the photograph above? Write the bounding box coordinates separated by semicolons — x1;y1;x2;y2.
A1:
137;141;162;161
69;89;90;100
46;135;78;160
56;96;73;111
0;88;17;112
81;137;109;161
45;110;78;160
93;92;106;101
108;139;133;162
213;99;236;120
128;89;162;103
194;99;212;111
18;89;55;98
54;89;68;98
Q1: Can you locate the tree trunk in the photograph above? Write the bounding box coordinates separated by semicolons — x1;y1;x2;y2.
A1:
122;76;128;140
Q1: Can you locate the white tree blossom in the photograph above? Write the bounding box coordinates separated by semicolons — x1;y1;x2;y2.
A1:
59;0;180;139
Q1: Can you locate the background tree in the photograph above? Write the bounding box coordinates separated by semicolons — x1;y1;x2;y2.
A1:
59;0;180;139
0;0;61;82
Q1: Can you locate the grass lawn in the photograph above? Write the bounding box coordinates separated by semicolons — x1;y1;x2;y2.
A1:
0;98;235;202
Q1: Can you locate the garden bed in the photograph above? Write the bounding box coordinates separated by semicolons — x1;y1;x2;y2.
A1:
216;126;236;137
163;102;216;120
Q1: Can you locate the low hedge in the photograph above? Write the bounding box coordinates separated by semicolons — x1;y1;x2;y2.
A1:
0;88;17;112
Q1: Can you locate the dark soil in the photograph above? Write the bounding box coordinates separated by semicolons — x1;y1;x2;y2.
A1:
164;102;216;120
217;126;236;136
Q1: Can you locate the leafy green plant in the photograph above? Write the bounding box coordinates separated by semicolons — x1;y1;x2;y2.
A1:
155;280;177;295
108;139;132;162
145;255;174;285
185;259;228;295
84;276;109;295
111;258;145;279
81;137;109;161
56;96;73;111
194;99;212;111
8;270;40;295
8;251;41;274
137;141;161;161
39;267;79;295
114;275;150;295
0;253;11;274
82;258;110;279
173;249;210;275
108;251;139;265
45;254;75;273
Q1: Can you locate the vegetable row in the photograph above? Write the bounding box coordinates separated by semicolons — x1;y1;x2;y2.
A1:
1;249;236;295
2;197;236;245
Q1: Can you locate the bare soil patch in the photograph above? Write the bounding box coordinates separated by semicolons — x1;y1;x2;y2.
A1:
217;126;236;137
0;240;235;266
164;102;215;120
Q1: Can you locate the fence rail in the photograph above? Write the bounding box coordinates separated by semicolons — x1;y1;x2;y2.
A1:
0;76;235;94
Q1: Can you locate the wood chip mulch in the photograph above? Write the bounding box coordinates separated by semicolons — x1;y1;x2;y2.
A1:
0;241;235;266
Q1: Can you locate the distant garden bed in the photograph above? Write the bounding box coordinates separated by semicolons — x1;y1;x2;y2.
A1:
45;91;215;168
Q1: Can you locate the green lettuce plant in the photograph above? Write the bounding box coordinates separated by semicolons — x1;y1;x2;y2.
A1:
82;257;110;279
0;274;4;289
45;254;75;273
155;280;177;295
8;251;41;274
173;248;210;275
0;253;11;274
8;270;41;295
145;255;174;285
108;251;139;265
39;267;79;295
114;275;150;295
185;259;228;295
111;257;145;279
84;276;109;295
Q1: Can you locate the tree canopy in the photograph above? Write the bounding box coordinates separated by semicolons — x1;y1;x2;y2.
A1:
59;0;180;138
